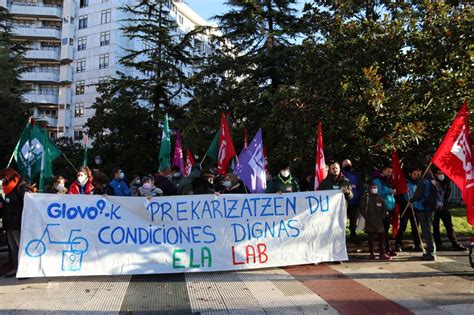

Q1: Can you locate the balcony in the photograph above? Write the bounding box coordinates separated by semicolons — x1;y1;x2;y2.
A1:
14;26;61;40
24;49;60;61
32;115;58;127
24;92;59;104
20;70;60;82
59;66;73;83
10;3;63;19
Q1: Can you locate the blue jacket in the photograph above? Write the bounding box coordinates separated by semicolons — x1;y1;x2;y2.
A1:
108;179;131;196
343;170;363;206
372;177;395;212
405;178;431;211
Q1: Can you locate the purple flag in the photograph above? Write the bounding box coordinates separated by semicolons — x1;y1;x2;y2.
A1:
235;129;267;193
172;129;184;174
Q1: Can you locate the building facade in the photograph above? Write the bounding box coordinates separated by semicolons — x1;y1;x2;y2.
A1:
0;0;214;141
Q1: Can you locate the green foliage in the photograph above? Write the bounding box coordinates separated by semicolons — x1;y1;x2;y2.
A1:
0;7;30;166
188;1;472;177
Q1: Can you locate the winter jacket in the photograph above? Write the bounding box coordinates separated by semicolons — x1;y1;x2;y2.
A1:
359;192;388;234
68;180;94;195
138;185;163;197
2;181;31;231
177;168;201;195
108;179;131;196
406;178;432;211
270;174;300;193
372;176;395;212
343;169;364;206
154;175;177;196
223;182;247;194
318;174;353;202
192;177;215;195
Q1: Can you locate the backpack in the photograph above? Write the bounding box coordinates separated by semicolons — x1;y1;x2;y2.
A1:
423;180;444;211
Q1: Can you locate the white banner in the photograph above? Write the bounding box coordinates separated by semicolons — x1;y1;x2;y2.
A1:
17;191;348;277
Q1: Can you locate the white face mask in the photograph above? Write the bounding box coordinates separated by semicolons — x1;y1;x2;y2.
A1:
134;179;141;185
437;175;445;181
223;180;232;188
78;175;87;185
280;170;290;178
55;184;65;191
370;188;378;194
119;172;125;180
172;172;181;178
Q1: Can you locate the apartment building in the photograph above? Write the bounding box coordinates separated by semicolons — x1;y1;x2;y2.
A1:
0;0;215;141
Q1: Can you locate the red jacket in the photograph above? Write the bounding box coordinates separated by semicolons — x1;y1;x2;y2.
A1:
68;180;94;195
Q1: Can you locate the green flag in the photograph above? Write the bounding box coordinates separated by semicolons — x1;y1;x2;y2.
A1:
13;121;61;190
159;113;171;170
205;114;232;161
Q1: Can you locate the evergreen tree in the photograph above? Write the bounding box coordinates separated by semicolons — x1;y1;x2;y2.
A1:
0;7;29;166
186;0;301;166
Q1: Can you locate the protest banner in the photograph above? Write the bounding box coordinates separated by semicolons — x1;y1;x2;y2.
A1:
17;191;348;277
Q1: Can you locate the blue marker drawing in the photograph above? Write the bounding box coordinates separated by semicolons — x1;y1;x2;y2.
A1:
25;224;89;271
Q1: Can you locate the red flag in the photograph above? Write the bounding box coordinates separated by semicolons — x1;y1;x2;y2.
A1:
432;101;474;227
314;122;327;190
390;150;407;238
391;150;408;195
218;113;236;175
392;203;400;239
184;148;195;176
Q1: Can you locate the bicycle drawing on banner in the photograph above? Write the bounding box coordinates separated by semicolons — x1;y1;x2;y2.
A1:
25;224;89;271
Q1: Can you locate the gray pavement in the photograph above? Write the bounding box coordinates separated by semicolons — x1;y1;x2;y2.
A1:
0;246;472;314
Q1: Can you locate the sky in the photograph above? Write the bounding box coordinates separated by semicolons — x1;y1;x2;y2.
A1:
184;0;306;22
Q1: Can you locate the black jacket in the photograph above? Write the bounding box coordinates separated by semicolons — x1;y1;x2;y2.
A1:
3;181;30;231
318;174;353;201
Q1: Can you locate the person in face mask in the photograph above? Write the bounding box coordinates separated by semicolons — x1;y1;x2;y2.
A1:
48;175;67;194
138;176;163;197
68;167;94;195
129;175;141;196
359;183;391;260
192;171;216;195
432;168;466;251
222;173;246;194
107;167;131;196
318;161;353;202
170;165;183;190
269;161;300;193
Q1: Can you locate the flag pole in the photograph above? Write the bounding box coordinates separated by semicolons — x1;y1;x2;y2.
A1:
61;152;77;173
199;154;207;166
409;203;426;252
6;151;15;168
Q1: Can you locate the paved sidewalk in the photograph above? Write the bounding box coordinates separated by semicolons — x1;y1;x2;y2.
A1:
0;250;472;314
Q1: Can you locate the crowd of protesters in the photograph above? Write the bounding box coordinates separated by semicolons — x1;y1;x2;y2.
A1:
0;157;468;277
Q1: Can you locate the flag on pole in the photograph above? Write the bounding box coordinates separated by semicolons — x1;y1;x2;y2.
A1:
206;114;232;161
390;150;408;238
217;113;236;175
184;148;196;176
83;135;89;167
13;120;61;190
432;101;474;227
235;129;267;193
172;129;184;174
158;113;171;171
314;122;327;190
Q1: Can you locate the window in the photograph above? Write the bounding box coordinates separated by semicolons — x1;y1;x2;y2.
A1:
98;76;110;85
101;9;111;24
80;0;88;8
74;104;85;117
77;36;86;51
76;81;85;95
74;127;83;141
78;15;88;29
100;31;110;46
178;15;184;24
99;54;109;69
76;58;86;73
